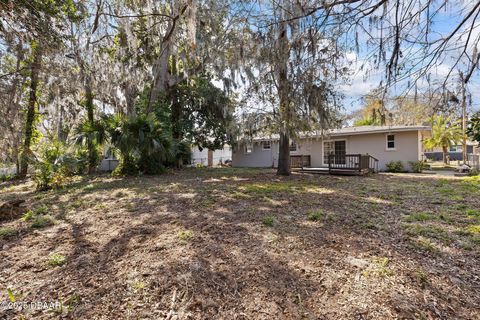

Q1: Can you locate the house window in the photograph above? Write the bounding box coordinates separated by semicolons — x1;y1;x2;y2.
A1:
262;141;271;150
290;141;297;151
450;145;462;152
245;143;253;154
386;134;395;150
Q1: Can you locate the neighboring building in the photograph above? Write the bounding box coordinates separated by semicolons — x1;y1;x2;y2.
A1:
424;141;478;162
232;125;431;171
191;145;232;167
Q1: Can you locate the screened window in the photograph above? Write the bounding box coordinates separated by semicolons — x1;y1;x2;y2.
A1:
386;134;395;150
262;141;271;150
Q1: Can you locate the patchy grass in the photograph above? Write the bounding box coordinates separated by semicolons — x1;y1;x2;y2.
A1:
30;215;55;229
466;225;480;235
262;215;275;227
404;212;436;222
177;229;194;243
0;169;479;319
307;210;324;221
404;224;452;244
0;226;17;239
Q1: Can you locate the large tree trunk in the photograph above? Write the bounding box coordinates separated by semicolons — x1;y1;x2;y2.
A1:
19;47;42;179
277;132;291;175
276;17;291;176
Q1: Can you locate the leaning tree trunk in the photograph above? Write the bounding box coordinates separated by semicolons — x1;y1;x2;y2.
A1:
19;47;42;179
276;17;291;176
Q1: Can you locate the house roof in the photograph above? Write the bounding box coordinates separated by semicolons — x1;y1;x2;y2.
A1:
253;125;431;141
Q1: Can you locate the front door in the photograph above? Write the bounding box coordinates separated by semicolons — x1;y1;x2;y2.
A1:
324;140;346;165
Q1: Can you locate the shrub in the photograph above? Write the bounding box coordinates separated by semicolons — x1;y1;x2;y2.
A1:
32;140;77;191
409;160;429;173
105;113;194;175
386;161;404;172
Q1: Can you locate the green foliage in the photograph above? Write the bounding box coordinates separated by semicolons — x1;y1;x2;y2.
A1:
138;75;234;151
47;253;66;267
23;205;49;221
177;229;194;243
409;160;429;173
31;214;55;228
104;113;193;175
404;212;436;222
386;161;404;172
0;227;17;239
307;210;324;221
262;216;275;227
467;111;480;143
353;116;381;126
74;117;109;173
32;139;77;190
23;205;55;228
0;174;17;182
106;114;171;175
424;115;463;163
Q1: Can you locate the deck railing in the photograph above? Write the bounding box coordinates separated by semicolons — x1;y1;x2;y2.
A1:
328;154;378;173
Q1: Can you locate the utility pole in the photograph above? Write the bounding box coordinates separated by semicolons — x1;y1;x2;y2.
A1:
460;72;467;165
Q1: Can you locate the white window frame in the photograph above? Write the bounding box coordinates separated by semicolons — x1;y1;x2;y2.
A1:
262;141;271;150
386;134;396;151
245;142;253;154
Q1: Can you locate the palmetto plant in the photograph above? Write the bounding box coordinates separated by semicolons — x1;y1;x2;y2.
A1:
73;117;110;173
106;114;172;175
424;115;463;164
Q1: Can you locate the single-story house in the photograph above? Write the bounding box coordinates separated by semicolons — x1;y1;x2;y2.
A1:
232;125;431;171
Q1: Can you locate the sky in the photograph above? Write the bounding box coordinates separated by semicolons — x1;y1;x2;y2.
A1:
338;1;480;115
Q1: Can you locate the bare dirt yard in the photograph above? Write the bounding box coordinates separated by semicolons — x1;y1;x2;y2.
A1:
0;168;479;319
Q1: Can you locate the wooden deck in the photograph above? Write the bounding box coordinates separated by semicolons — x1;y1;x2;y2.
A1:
300;154;379;176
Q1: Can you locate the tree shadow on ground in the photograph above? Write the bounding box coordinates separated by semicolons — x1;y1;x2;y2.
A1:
0;169;478;319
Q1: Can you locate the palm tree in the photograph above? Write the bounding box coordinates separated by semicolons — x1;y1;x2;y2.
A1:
424;115;463;164
73;117;109;173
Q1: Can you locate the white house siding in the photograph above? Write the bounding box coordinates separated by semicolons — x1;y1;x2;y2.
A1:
232;141;278;167
346;131;421;171
232;129;426;171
